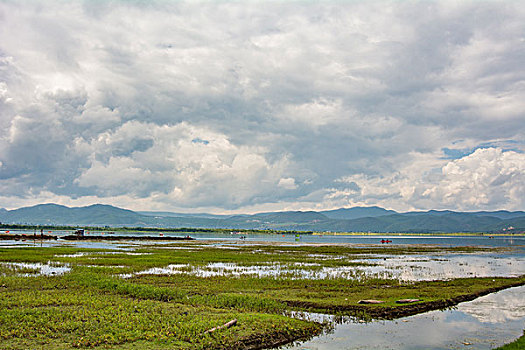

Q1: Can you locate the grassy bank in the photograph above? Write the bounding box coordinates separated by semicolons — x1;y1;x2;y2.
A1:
0;243;523;349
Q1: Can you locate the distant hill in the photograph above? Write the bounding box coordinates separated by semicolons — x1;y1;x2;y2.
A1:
468;210;525;220
0;203;148;226
329;213;502;233
321;206;396;220
138;211;228;219
256;211;328;223
401;209;525;219
0;203;524;233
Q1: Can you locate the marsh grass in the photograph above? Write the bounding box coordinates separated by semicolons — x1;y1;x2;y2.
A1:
0;244;522;349
0;272;319;349
0;263;40;276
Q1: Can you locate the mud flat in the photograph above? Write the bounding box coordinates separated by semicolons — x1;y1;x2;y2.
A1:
0;233;57;240
61;234;195;241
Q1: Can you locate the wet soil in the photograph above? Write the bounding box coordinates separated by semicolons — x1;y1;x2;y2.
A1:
233;323;324;350
0;233;58;240
60;234;195;241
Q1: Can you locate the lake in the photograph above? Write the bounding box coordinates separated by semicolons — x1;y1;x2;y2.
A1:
2;230;524;249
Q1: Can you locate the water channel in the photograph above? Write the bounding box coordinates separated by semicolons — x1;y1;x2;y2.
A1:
283;285;525;350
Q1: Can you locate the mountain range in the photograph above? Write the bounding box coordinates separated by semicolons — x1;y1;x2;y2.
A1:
0;203;524;233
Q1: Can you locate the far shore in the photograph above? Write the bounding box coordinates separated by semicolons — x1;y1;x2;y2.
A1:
313;231;525;236
1;224;523;237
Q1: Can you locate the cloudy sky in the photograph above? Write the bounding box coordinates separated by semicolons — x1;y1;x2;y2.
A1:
0;0;524;213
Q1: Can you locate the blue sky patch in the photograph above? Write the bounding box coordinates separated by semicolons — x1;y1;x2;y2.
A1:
192;138;210;145
441;147;474;160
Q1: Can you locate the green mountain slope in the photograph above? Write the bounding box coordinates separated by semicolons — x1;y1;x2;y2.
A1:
1;204;524;233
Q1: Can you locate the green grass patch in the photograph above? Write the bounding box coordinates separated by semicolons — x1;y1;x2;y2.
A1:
0;273;320;349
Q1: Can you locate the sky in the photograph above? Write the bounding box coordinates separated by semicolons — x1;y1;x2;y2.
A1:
0;0;524;213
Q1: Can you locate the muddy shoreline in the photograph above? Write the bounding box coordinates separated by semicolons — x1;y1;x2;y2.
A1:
233;322;324;350
0;233;58;240
0;233;195;241
60;234;195;241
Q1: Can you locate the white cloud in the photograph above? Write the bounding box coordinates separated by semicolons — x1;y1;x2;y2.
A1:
423;148;524;210
0;1;524;212
332;148;524;211
278;98;345;128
278;177;297;190
74;121;293;208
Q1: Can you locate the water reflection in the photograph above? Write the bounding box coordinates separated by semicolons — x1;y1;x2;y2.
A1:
357;253;525;281
123;262;372;279
122;253;524;281
284;286;525;350
0;261;71;276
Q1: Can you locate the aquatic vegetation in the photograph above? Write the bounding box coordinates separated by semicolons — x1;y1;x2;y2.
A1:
0;261;70;277
0;272;320;349
122;261;384;280
0;276;319;349
0;243;523;349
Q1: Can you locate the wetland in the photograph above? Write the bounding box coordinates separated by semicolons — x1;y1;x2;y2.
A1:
0;232;523;349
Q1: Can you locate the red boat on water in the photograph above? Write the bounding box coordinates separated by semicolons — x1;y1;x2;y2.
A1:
381;239;392;244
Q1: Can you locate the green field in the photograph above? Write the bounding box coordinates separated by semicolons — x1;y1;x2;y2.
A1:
0;242;523;349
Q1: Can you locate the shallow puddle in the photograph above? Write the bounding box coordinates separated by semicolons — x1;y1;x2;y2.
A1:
122;262;376;280
0;261;71;276
355;253;525;281
55;251;152;259
284;285;525;350
122;251;524;281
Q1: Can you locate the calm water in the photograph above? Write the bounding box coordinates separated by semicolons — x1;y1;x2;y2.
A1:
1;230;524;249
284;285;525;350
184;232;524;248
354;253;525;280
